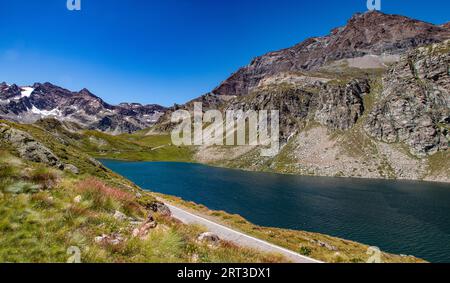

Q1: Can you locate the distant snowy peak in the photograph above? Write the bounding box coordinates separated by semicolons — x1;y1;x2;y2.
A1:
0;81;167;134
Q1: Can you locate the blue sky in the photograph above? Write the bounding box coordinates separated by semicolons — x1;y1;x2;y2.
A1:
0;0;448;106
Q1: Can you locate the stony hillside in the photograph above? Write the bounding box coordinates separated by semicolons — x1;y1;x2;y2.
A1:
0;82;166;134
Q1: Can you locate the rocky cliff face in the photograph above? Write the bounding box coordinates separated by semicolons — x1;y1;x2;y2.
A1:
223;78;371;142
364;41;450;157
212;11;449;97
0;82;166;134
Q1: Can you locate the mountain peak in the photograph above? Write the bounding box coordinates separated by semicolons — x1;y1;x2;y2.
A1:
79;88;96;97
212;12;450;97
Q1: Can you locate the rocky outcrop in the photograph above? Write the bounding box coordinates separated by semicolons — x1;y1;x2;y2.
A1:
64;164;79;174
314;79;370;130
212;11;449;97
0;82;166;134
0;123;62;168
224;78;370;142
364;40;450;156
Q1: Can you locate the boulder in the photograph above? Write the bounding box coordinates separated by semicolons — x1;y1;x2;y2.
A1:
197;232;221;245
94;233;124;246
113;210;129;221
150;201;172;217
64;164;79;175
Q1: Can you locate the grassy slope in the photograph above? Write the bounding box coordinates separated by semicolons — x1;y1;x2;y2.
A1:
80;130;194;162
0;121;284;263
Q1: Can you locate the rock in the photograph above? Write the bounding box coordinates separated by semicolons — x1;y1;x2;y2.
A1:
113;210;129;221
87;157;102;167
63;164;79;174
0;124;62;168
94;233;124;246
197;232;221;245
135;192;142;198
113;210;139;223
150;201;172;217
316;240;338;251
73;195;82;203
132;214;158;239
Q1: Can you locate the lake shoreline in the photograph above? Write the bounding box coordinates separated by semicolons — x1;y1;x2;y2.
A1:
100;160;450;262
98;158;450;185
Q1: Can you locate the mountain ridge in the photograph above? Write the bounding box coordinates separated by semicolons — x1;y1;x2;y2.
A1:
212;11;450;97
0;82;166;134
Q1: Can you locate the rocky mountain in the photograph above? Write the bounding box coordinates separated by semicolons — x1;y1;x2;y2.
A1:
213;11;449;97
154;11;449;182
0;82;166;134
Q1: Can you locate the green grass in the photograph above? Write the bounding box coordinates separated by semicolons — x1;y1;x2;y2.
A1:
79;130;194;162
0;148;286;263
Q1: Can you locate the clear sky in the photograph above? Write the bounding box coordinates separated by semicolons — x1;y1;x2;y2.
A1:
0;0;448;106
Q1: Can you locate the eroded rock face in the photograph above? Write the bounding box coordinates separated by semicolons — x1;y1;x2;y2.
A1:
364;41;450;156
314;79;370;130
224;78;370;142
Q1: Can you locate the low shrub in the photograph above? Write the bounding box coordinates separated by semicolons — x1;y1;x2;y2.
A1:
75;178;135;212
0;164;16;179
299;246;312;256
30;167;59;190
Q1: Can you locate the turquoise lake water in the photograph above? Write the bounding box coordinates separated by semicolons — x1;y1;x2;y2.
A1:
101;160;450;263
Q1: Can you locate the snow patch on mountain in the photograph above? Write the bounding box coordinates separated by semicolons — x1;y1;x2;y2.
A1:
20;87;34;98
31;105;62;117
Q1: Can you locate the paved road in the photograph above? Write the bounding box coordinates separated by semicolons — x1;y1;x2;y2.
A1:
163;202;322;263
